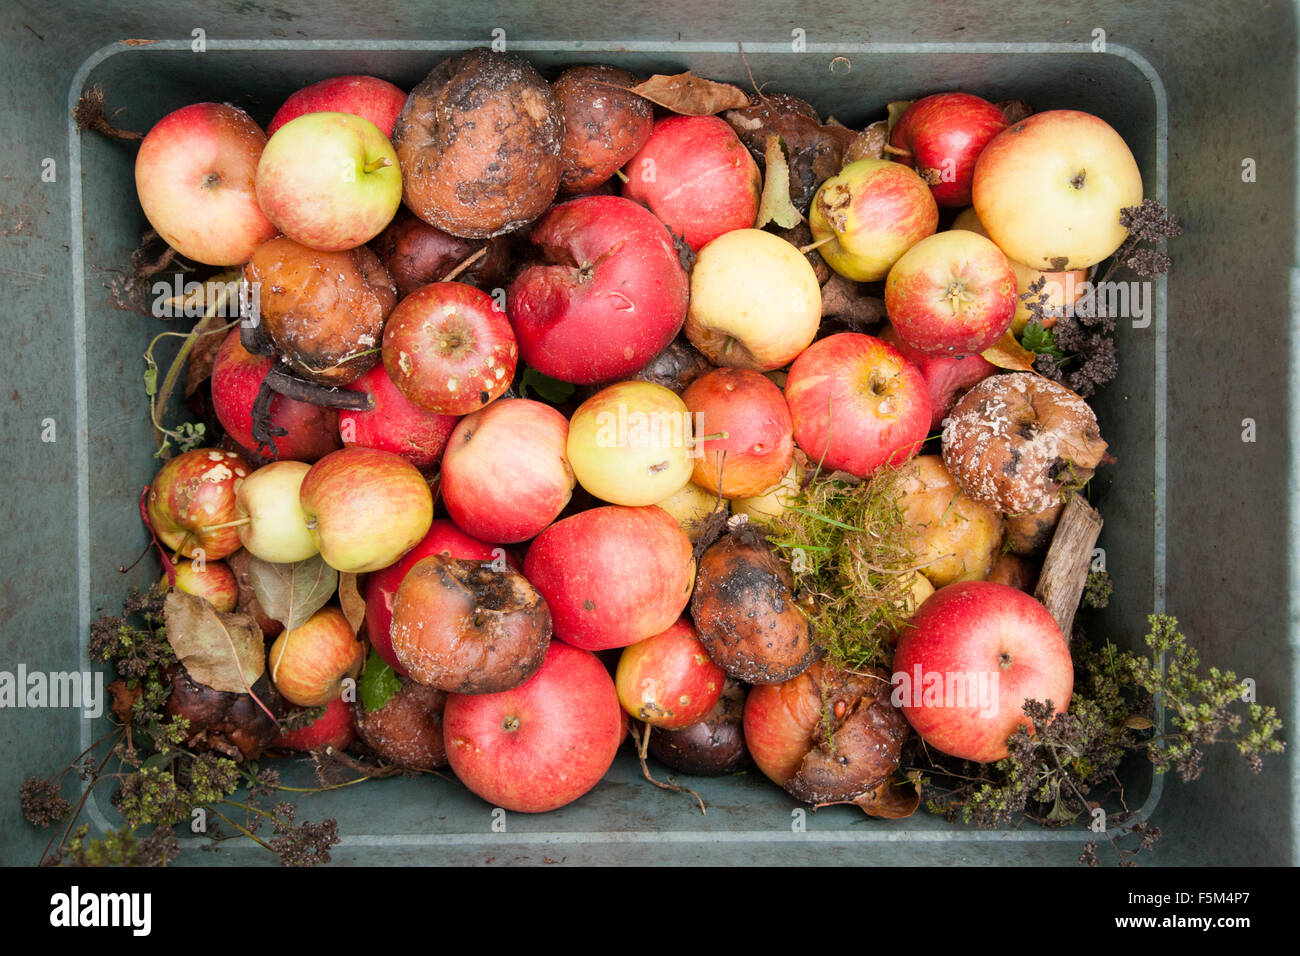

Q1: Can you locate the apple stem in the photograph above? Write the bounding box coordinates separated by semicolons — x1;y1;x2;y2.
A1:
439;245;488;283
363;156;393;174
613;168;630;184
628;721;707;815
199;516;253;533
690;431;730;445
798;235;836;255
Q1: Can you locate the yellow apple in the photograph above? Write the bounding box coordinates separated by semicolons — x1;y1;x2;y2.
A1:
898;455;1003;587
235;460;319;563
654;481;725;541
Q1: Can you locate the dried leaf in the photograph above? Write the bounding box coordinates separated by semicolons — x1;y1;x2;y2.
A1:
843;119;888;166
247;553;338;634
885;100;914;140
755;135;802;230
185;314;230;398
981;328;1040;372
627;72;750;115
813;773;921;818
997;99;1034;125
163;590;266;694
1124;715;1155;731
338;572;366;635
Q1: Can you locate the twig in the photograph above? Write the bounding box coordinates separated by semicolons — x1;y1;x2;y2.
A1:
628;721;706;815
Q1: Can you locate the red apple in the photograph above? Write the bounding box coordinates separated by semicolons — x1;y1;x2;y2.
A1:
889;92;1009;207
884;230;1018;355
167;558;238;613
443;641;624;813
524;505;695;651
364;520;512;676
339;363;459;470
382;282;517;415
683;367;793;499
134;103;278;266
507;196;689;385
621;115;761;251
878;324;995;432
267;75;408;138
268;607;366;708
274;696;357;751
146;448;252;561
210;329;342;462
615;618;725;729
784;333;931;477
891;581;1072;763
440;398;575;543
299;447;434;573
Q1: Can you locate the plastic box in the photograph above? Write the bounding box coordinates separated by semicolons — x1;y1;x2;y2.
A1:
0;1;1294;865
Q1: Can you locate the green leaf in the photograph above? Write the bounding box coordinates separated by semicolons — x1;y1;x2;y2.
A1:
143;364;158;397
1021;320;1064;360
519;367;575;405
358;649;402;712
755;135;802;230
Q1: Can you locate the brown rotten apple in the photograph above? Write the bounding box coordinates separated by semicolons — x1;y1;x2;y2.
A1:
942;373;1109;515
354;677;449;770
552;64;654;195
390;555;551;695
147;448;252;561
646;678;750;775
743;661;910;804
243;236;397;386
690;521;818;684
393;49;563;238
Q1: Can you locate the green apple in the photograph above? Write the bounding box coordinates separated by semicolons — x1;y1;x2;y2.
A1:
235;460;319;563
654;481;725;542
255;111;402;252
567;381;695;507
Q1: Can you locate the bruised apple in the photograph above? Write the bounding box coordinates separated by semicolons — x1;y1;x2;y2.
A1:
147;448;252;561
898;455;1004;587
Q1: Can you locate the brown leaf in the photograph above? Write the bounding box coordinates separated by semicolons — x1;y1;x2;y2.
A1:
164;590;266;694
247;553;338;634
122;38;158;46
814;773;922;819
1124;715;1155;731
185;315;230;397
997;99;1034;125
885;100;914;141
754;135;802;230
843;119;888;166
338;572;366;635
981;329;1040;372
107;679;140;724
627;72;750;115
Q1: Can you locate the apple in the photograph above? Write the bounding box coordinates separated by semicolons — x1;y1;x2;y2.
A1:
897;455;1004;587
950;207;1089;334
146;448;252;561
566;381;695;507
443;641;624;813
381;281;517;415
884;229;1018;355
877;323;996;432
134;102;278;266
684;228;821;371
729;458;803;525
268;606;365;708
621;114;761;251
889;93;1008;207
440;398;575;543
971;109;1144;270
364;520;512;676
267;75;408;138
234;460;318;564
274;696;357;752
524;505;695;651
298;447;433;573
507;196;689;385
339;363;459;470
167;558;238;613
683;367;794;499
654;481;726;542
892;580;1072;763
210;329;342;462
255;111;402;252
615;618;725;730
742;662;826;788
784;333;931;478
808;159;938;282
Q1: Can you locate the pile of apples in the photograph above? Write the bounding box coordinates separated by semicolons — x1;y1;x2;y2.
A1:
135;56;1142;814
